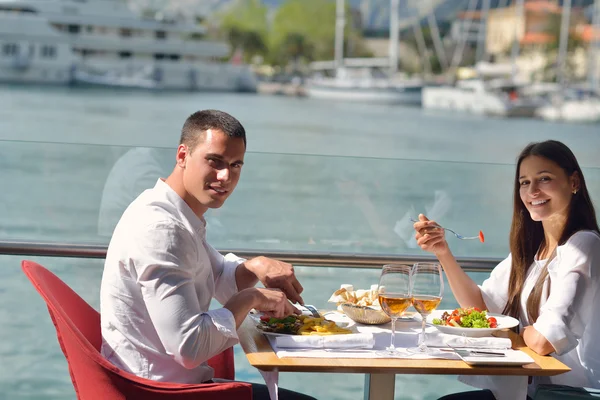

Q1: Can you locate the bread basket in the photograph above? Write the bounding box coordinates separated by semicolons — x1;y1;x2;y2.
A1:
340;303;391;325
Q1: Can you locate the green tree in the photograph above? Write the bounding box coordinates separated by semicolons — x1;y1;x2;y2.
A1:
269;0;369;64
542;14;586;81
218;0;269;62
271;33;315;68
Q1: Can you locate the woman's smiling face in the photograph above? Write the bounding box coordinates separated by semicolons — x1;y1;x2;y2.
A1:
518;155;578;223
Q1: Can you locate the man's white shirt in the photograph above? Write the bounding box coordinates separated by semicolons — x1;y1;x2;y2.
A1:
100;179;245;383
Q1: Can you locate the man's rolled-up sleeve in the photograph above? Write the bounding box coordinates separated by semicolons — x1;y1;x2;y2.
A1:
204;241;246;305
134;223;239;370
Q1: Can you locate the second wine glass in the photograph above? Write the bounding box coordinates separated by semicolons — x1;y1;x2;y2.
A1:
408;262;444;355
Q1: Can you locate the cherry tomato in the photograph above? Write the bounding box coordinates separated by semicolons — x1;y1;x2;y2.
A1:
473;307;481;312
260;315;271;322
488;317;497;328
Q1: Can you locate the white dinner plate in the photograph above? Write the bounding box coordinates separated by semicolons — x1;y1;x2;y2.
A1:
456;349;535;366
426;310;519;337
250;313;354;336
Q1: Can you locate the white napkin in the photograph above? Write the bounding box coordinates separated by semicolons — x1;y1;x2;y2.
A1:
425;332;512;349
275;333;375;349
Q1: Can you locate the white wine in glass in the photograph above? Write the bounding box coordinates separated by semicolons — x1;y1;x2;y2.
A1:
408;262;444;355
377;264;412;355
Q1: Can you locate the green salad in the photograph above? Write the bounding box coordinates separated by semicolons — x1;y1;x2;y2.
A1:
432;307;498;329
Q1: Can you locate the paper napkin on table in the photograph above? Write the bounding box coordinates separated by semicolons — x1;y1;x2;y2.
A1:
425;332;512;349
275;333;375;349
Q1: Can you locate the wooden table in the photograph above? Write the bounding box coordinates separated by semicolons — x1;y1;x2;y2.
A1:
238;317;571;400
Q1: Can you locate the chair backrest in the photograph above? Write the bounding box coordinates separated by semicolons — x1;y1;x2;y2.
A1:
21;260;252;400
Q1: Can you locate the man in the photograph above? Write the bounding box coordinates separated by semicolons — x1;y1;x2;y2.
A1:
100;109;315;399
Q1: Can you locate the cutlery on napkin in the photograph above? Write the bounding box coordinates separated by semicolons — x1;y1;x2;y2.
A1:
425;332;512;350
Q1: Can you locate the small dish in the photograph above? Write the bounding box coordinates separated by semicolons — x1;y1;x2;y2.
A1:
340;303;391;325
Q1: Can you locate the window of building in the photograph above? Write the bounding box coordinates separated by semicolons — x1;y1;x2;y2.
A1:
120;28;132;37
41;45;57;58
154;53;165;60
169;54;180;61
119;51;132;58
2;43;18;56
67;24;80;34
155;30;166;39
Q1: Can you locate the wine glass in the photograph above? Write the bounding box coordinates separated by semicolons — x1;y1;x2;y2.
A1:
408;262;444;355
376;264;412;355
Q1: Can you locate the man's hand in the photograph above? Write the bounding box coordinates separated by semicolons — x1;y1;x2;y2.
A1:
224;287;300;327
244;256;304;305
253;288;301;318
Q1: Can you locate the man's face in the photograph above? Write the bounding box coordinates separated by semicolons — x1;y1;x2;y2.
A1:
179;129;245;215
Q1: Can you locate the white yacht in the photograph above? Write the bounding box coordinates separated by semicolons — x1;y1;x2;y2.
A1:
307;61;423;105
0;0;257;92
535;89;600;123
305;0;422;106
422;78;542;118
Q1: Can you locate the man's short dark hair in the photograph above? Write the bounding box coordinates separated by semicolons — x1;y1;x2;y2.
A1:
180;109;246;150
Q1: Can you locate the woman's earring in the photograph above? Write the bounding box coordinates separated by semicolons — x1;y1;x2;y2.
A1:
573;189;578;195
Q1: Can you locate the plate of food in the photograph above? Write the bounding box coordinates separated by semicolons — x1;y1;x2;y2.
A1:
427;307;519;337
251;314;354;336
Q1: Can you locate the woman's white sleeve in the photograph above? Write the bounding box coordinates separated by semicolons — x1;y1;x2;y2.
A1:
479;255;512;313
533;231;600;355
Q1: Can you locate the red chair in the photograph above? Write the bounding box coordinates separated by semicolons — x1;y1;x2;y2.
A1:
21;260;252;400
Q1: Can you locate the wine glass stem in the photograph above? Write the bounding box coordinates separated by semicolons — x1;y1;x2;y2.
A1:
419;317;427;351
389;317;397;351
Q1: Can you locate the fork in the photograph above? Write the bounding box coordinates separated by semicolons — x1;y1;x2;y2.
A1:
410;218;484;242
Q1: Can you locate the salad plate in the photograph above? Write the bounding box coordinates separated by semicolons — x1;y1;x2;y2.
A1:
427;309;519;337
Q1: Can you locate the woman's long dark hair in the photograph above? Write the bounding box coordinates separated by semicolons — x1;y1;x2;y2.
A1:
503;140;599;323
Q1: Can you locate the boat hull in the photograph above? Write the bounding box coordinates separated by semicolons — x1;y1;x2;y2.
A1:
422;85;539;118
306;83;422;105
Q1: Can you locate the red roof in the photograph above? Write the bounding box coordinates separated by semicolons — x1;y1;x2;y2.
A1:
577;25;600;43
524;0;561;14
521;32;555;45
457;10;482;20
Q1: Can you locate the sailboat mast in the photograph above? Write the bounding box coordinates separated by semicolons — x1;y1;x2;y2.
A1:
589;0;599;91
335;0;345;70
510;0;525;82
389;0;400;75
413;20;432;76
476;0;491;63
557;0;572;89
448;0;478;79
428;1;448;71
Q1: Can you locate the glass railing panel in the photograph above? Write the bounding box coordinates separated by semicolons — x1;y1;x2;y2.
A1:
3;140;599;259
0;253;490;400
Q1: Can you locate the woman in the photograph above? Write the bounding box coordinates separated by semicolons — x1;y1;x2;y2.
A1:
414;140;600;399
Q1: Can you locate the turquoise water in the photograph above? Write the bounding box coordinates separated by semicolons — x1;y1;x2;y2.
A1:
1;85;600;399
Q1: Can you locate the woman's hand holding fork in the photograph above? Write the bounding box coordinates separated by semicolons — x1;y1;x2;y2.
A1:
413;214;451;257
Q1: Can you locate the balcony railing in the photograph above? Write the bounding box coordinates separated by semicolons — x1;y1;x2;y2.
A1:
0;240;500;271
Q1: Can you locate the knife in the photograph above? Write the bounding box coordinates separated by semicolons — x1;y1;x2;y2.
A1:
455;349;506;357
